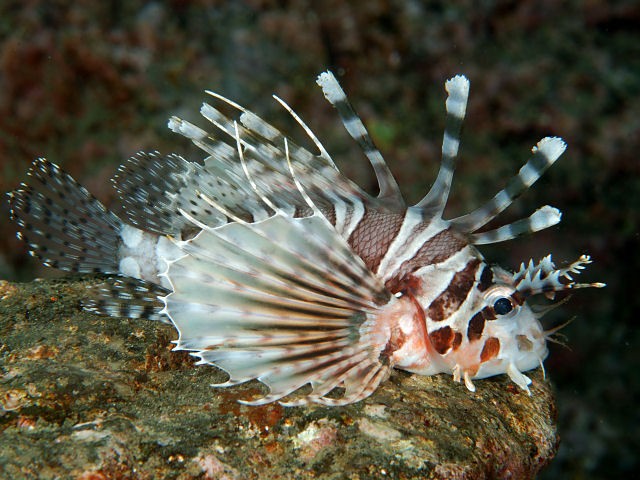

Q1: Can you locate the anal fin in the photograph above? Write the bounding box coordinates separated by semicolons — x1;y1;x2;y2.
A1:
83;276;171;323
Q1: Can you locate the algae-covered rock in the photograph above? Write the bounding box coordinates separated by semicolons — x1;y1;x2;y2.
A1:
0;278;557;479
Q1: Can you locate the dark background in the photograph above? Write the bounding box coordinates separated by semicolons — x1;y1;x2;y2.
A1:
0;1;637;478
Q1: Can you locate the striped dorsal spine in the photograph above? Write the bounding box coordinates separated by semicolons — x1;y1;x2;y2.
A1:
8;71;604;405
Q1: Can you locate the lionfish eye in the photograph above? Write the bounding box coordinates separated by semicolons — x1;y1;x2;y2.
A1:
493;297;514;315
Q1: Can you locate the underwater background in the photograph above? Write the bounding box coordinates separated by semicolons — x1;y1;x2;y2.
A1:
0;1;637;478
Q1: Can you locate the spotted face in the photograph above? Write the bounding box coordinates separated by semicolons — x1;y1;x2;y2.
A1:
462;264;548;380
392;251;550;392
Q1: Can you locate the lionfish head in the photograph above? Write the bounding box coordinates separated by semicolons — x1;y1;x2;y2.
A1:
382;75;605;392
429;254;604;391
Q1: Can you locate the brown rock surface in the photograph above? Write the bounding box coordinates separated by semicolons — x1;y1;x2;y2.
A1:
0;278;557;479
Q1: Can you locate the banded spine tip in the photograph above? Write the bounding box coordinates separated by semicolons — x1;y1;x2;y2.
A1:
445;75;470;119
167;116;181;133
531;205;562;230
316;71;345;104
533;136;567;160
168;116;207;141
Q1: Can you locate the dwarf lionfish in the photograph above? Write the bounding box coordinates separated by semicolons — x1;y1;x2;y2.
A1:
8;72;603;406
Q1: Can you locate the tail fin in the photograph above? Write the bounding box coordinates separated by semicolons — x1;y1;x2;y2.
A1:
9;159;168;322
8;158;123;274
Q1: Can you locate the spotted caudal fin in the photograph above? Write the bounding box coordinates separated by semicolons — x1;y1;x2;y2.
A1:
8;159;123;274
9;158;168;322
163;207;396;406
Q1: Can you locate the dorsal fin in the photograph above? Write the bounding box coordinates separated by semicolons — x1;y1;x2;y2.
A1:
415;75;470;216
470;205;561;244
316;71;404;208
169;89;373;216
451;137;566;234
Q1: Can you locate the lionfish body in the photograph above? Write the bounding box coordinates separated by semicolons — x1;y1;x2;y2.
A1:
9;72;603;406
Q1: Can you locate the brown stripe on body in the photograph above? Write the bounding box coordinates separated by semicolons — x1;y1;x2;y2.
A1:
480;305;497;321
427;259;481;322
467;312;485;341
347;208;405;272
480;337;500;362
428;326;455;355
452;332;463;350
385;228;468;293
477;265;493;292
511;290;525;306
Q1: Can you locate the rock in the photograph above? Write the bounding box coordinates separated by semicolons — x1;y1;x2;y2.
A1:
0;278;558;479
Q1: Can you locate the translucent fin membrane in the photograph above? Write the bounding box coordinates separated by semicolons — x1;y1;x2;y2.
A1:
169;89;371;217
83;276;170;323
416;75;470;215
113;152;228;234
8;159;123;274
316;71;404;207
113;151;269;232
164;207;394;405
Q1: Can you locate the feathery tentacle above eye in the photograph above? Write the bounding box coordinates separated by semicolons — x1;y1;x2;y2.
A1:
513;254;605;298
